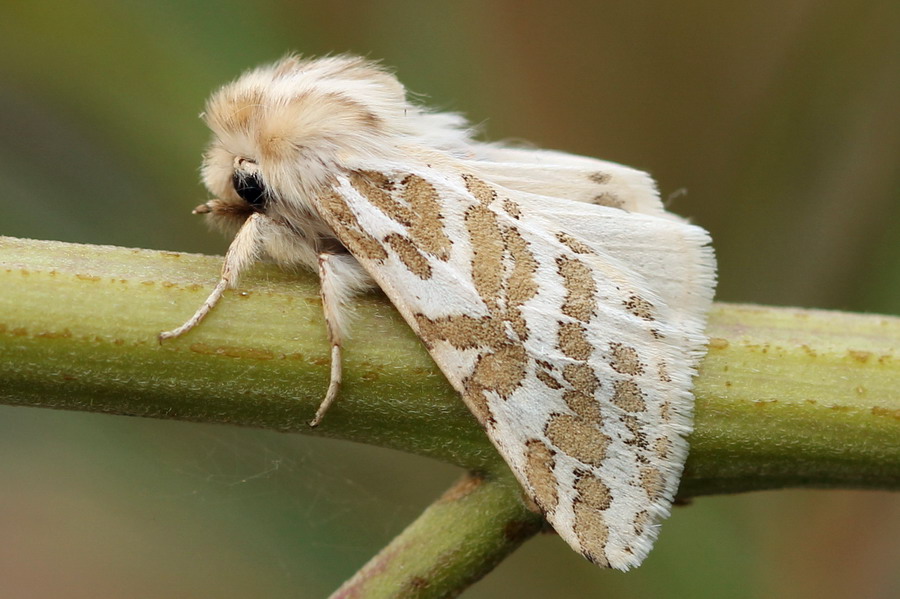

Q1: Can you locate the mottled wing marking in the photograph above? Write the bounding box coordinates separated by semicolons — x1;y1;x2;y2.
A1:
414;314;507;350
460;147;674;217
608;342;645;376
558;322;593;360
403;175;453;259
315;167;713;570
556;232;593;255
350;172;407;223
525;439;559;512
319;191;387;261
503;226;539;339
612;379;646;412
640;467;665;502
545;414;609;467
625;294;655;320
351;171;452;265
591;191;626;209
557;256;597;322
462;173;496;204
536;367;564;390
503;198;522;219
384;233;431;279
464;203;505;314
562;363;602;420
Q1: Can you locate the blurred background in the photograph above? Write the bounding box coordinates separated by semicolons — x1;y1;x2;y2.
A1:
2;1;898;597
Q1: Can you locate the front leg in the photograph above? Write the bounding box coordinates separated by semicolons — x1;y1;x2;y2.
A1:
309;252;346;427
159;212;265;341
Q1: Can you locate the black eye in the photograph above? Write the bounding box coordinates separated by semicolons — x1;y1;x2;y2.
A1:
232;172;267;210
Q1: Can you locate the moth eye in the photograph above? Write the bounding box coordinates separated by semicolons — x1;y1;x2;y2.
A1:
232;172;267;210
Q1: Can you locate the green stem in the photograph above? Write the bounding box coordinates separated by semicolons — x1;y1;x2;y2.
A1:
2;235;898;487
330;472;542;599
2;236;899;597
687;303;900;496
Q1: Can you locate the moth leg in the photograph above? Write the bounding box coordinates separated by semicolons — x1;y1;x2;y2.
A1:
159;212;265;342
309;252;345;427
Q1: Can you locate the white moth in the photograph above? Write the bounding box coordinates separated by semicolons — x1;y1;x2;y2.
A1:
160;55;716;570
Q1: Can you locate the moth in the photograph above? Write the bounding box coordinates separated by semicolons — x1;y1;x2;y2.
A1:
160;55;716;570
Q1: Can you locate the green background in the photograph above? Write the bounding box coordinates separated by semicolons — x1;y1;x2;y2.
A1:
2;2;898;597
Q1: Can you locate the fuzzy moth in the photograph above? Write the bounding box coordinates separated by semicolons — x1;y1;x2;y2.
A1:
160;55;717;570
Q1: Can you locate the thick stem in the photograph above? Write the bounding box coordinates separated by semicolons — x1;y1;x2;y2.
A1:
3;235;899;599
2;236;898;493
686;303;900;496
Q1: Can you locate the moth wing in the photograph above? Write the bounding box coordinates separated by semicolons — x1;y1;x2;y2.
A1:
506;188;716;343
462;145;673;217
314;165;714;570
464;148;714;337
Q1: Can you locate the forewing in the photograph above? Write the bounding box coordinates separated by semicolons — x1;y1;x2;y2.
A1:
463;145;673;217
315;165;714;570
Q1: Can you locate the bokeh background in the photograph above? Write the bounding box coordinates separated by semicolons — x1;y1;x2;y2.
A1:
2;1;899;597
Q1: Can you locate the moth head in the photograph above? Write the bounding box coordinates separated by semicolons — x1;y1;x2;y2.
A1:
192;54;473;232
193;146;271;235
196;55;406;212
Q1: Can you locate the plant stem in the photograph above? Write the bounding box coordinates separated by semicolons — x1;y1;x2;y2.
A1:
2;236;898;491
2;235;899;597
329;472;542;599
